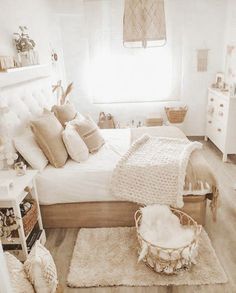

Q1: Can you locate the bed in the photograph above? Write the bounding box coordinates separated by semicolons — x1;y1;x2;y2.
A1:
38;127;217;228
0;77;218;228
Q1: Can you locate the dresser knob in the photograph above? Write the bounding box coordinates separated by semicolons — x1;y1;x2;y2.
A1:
210;98;214;102
219;104;224;107
208;121;212;124
217;128;222;132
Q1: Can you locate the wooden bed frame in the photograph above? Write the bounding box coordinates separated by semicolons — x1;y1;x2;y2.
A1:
40;194;208;228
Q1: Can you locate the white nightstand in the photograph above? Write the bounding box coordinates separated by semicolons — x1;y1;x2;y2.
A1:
0;170;46;261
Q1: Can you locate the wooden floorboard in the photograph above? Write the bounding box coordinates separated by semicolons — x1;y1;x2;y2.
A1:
45;140;236;293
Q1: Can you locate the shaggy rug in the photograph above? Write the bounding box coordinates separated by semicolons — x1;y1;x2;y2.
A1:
67;227;227;288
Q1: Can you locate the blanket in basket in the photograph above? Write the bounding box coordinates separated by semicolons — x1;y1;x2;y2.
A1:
111;134;202;208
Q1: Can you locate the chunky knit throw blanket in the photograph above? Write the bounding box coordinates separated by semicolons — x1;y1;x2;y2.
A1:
111;134;202;208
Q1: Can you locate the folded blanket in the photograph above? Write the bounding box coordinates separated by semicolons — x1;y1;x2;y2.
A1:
130;126;219;221
111;134;202;208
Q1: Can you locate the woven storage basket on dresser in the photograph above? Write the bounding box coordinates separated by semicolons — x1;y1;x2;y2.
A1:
145;117;163;127
135;208;202;275
22;200;38;236
165;106;188;123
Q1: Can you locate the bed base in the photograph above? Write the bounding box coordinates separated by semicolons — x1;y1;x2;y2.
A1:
40;194;208;228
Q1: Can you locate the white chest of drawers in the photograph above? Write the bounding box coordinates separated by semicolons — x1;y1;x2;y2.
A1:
205;88;236;162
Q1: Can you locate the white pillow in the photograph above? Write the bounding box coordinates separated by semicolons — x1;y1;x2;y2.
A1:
4;252;34;293
14;129;48;171
24;241;58;293
62;124;89;162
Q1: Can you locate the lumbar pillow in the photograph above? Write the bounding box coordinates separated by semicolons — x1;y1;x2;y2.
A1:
14;129;48;172
70;115;105;153
24;241;58;293
4;252;35;293
62;124;89;162
51;103;77;126
30;112;68;168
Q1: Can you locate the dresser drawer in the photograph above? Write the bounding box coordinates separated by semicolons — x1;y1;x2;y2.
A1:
215;98;228;123
206;119;226;151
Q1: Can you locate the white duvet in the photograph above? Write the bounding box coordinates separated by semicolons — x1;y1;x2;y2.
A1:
36;128;210;205
36;129;130;205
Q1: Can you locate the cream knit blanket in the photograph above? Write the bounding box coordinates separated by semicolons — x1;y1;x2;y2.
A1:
111;135;202;208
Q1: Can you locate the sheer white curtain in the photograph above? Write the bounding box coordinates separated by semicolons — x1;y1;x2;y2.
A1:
84;0;182;103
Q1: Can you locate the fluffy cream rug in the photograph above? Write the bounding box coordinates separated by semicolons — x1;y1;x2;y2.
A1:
67;227;227;288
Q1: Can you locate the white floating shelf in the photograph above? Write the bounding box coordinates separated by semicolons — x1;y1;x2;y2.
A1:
0;64;51;88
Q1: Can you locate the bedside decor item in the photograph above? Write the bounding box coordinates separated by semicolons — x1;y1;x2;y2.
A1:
0;208;19;241
165;106;188;124
0;105;18;170
67;227;227;287
14;161;27;176
135;206;202;274
52;80;74;105
98;112;115;129
0;56;16;71
13;26;39;66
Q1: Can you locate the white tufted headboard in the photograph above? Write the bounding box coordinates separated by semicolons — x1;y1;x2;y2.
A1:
0;77;56;139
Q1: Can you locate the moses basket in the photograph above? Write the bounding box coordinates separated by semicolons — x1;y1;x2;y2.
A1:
135;208;202;275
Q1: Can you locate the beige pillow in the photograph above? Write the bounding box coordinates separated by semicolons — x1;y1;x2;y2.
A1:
51;103;77;126
31;112;68;168
24;241;58;293
62;124;89;162
70;115;105;153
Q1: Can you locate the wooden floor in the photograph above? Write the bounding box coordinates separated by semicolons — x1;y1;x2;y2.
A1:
45;140;236;293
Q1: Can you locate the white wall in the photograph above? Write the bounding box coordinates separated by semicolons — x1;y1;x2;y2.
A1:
51;0;228;135
0;0;66;86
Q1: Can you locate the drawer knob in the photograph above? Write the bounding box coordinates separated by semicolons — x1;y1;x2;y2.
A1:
208;121;212;124
210;98;214;102
220;104;224;107
217;128;222;132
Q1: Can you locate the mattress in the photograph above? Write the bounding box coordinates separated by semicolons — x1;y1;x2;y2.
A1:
36;129;130;205
36;127;212;205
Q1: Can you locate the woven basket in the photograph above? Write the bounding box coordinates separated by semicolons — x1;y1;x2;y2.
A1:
135;208;202;275
165;106;188;123
23;200;38;237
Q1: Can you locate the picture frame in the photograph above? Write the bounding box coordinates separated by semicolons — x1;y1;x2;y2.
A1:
215;72;224;89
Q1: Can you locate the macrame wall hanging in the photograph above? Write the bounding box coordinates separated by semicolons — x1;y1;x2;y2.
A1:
197;49;209;72
123;0;166;48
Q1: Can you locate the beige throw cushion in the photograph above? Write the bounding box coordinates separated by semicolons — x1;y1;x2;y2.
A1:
70;115;105;153
31;112;68;168
62;124;89;162
52;103;77;126
24;241;58;293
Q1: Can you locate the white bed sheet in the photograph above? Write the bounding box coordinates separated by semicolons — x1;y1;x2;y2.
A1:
36;129;130;205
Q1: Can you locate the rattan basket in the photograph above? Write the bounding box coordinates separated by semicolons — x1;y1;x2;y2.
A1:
135;208;202;275
23;200;38;237
165;106;188;123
